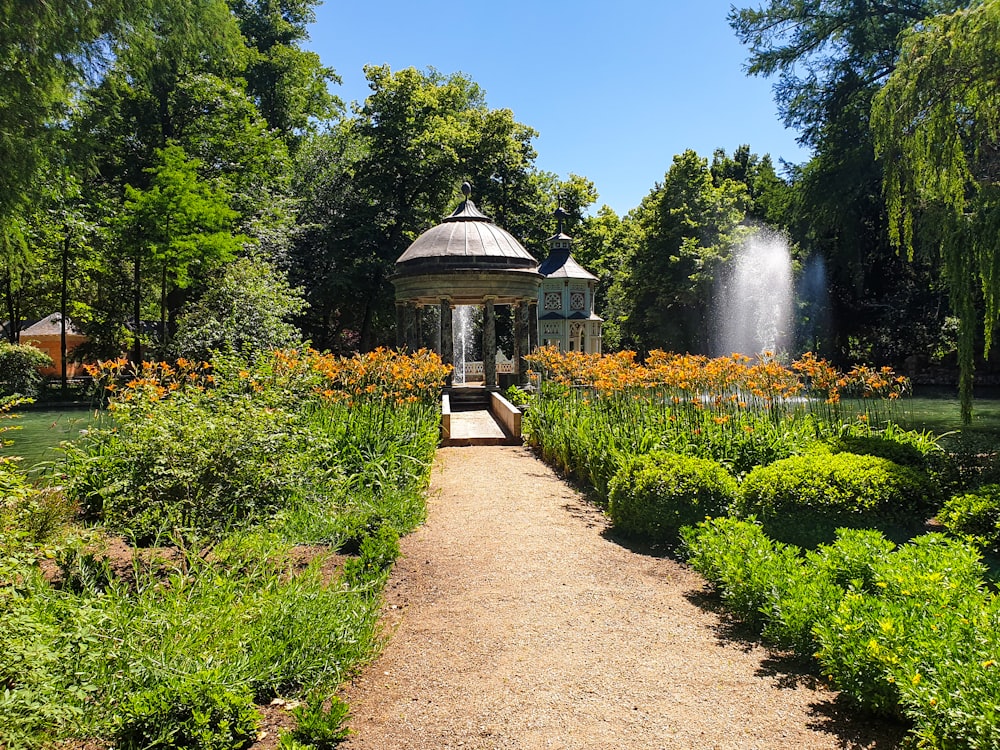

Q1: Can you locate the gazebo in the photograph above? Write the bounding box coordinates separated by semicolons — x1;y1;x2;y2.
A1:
391;184;541;389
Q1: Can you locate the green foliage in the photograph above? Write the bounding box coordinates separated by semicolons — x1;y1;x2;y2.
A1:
116;671;260;750
287;694;351;749
504;384;531;407
737;452;938;545
228;0;340;142
64;394;308;543
681;517;801;630
341;524;401;589
123;143;243;351
939;484;1000;553
684;518;1000;747
172;256;307;361
617;149;747;352
873;0;1000;425
0;344;53;397
607;452;737;543
814;534;990;719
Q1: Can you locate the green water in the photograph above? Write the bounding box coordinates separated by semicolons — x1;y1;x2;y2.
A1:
1;407;101;470
900;390;1000;436
2;392;998;473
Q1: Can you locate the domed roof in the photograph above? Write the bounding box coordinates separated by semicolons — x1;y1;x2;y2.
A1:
394;186;537;275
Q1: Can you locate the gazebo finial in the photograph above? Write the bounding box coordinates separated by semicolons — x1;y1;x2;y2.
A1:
553;205;570;235
462;181;472;199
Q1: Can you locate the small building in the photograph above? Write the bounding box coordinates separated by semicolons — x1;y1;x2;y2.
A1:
536;209;603;353
391;188;604;388
18;313;89;378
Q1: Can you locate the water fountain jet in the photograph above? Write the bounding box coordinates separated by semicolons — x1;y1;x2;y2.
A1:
715;229;793;358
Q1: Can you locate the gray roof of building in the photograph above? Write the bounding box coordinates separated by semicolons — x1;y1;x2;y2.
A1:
537;248;598;281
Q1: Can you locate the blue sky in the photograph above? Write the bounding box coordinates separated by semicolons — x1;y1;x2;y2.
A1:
304;0;810;216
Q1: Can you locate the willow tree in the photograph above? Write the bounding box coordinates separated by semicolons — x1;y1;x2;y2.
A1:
872;0;1000;424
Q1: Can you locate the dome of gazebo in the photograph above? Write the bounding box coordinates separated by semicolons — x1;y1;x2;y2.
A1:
394;193;537;274
391;184;541;306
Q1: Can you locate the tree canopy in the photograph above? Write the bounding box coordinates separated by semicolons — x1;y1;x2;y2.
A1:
873;0;1000;422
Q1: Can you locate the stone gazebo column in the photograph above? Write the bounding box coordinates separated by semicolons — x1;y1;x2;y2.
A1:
528;299;538;354
483;297;497;389
514;299;530;385
439;298;454;383
395;303;407;349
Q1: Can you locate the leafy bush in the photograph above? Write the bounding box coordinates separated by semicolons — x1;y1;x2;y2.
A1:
824;433;925;468
814;534;990;719
824;425;956;495
737;452;939;546
64;395;310;543
608;452;737;543
759;529;896;657
685;520;1000;747
116;670;260;750
341;523;401;588
286;694;351;749
504;384;531;407
681;517;800;630
172;257;308;362
939;484;1000;552
0;343;52;397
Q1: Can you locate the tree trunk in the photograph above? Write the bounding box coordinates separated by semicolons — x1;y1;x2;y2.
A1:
2;271;20;343
133;248;142;364
160;262;168;351
61;231;70;393
359;293;376;352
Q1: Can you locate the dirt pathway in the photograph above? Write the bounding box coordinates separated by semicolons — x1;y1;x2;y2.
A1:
339;446;903;750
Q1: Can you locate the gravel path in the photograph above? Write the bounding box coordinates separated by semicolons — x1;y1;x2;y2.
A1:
338;446;904;750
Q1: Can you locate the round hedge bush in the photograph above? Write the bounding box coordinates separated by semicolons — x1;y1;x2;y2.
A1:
737;452;939;545
939;484;1000;552
607;451;737;542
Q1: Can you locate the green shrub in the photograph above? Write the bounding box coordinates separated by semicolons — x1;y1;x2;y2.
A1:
825;425;957;497
342;524;400;588
824;434;925;468
811;527;896;590
116;670;260;750
737;452;938;546
685;517;1000;747
64;395;310;543
0;343;52;397
759;530;895;658
681;517;800;630
286;693;351;749
814;534;989;717
608;452;737;543
939;484;1000;552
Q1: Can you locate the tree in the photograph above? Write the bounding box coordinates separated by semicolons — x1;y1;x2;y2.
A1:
227;0;341;145
617;150;747;353
573;205;639;351
0;0;126;224
730;0;965;148
172;256;307;360
122;145;242;359
291;66;552;352
711;145;793;227
872;0;1000;423
730;0;965;368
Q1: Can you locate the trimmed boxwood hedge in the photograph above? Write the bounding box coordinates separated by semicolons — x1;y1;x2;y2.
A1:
608;451;737;542
736;452;939;546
